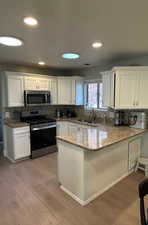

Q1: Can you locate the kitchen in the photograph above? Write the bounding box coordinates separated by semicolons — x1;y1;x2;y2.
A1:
1;1;148;225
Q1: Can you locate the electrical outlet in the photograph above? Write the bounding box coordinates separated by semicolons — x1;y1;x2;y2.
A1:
5;112;10;118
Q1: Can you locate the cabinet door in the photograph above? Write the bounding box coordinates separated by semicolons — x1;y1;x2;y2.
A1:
7;75;24;107
137;72;148;108
57;122;68;136
49;78;57;104
102;71;115;108
24;77;49;91
58;78;73;104
102;72;111;107
115;71;138;109
37;78;49;90
71;79;76;105
56;122;61;136
75;79;84;105
128;138;141;170
13;132;30;160
24;77;37;90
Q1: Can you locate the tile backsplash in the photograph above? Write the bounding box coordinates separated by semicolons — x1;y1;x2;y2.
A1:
9;105;148;126
3;105;84;121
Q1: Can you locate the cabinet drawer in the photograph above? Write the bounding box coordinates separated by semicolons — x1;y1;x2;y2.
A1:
13;126;30;134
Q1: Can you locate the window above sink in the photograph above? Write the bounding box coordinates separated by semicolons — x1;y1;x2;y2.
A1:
84;81;107;110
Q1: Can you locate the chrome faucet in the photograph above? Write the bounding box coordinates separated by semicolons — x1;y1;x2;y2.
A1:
89;109;97;122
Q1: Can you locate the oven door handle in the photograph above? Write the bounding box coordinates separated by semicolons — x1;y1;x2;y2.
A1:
32;124;56;131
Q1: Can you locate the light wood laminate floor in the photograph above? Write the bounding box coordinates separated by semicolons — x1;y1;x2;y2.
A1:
0;152;145;225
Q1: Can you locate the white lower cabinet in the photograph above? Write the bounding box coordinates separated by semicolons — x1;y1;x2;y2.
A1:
57;121;69;137
128;137;141;170
5;126;31;161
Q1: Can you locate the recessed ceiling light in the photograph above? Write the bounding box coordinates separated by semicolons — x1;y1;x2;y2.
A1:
0;36;23;46
92;42;103;48
62;53;80;59
38;61;45;65
23;17;38;26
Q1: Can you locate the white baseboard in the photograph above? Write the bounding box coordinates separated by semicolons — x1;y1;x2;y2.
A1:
5;154;16;163
60;171;133;206
3;148;7;157
60;185;86;206
5;153;30;163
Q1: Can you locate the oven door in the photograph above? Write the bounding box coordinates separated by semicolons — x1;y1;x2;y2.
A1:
24;91;50;106
30;123;56;158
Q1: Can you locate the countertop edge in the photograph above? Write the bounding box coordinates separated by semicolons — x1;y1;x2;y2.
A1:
56;129;146;151
4;120;30;128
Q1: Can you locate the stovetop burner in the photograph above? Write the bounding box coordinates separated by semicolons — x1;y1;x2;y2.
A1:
20;112;56;125
23;117;56;125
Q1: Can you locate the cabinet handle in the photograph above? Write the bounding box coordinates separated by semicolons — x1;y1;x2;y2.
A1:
133;101;135;106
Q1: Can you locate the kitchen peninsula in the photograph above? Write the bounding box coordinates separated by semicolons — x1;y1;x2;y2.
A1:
57;121;146;206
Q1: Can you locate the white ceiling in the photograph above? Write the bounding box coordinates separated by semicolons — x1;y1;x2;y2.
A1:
0;0;148;69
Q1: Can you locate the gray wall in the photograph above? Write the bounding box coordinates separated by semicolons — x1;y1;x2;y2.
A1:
0;63;71;76
69;54;148;79
1;54;148;78
0;113;2;142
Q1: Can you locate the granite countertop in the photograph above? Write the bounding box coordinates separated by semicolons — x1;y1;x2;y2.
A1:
5;119;29;128
57;122;146;151
55;117;105;127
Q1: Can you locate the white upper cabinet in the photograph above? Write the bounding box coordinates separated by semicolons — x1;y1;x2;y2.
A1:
75;78;84;105
24;76;49;91
115;71;139;109
137;71;148;109
102;67;148;109
102;71;112;107
2;71;83;107
57;77;84;105
49;78;58;104
6;72;24;107
58;78;73;105
36;77;49;90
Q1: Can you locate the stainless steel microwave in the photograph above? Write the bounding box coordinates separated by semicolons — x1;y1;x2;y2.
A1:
24;90;51;107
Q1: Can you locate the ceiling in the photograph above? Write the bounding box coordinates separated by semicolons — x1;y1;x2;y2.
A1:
0;0;148;69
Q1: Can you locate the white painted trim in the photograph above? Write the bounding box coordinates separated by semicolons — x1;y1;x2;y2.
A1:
3;148;7;157
5;152;30;163
60;171;133;206
112;66;148;72
5;153;16;163
84;79;102;83
83;171;133;205
60;185;86;206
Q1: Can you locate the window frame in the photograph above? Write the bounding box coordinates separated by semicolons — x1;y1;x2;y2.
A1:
84;80;107;110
